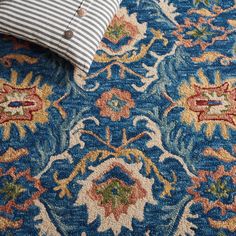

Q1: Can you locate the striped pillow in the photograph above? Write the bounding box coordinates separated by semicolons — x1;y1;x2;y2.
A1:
0;0;121;81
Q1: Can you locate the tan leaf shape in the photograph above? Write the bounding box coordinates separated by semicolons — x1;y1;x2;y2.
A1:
204;147;236;162
228;20;236;27
208;216;236;232
192;52;225;63
188;8;215;17
0;147;29;163
0;217;23;231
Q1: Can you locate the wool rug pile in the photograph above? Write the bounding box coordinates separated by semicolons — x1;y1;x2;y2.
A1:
0;0;235;235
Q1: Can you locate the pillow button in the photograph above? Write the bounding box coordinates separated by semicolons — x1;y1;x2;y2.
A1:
77;8;86;17
64;30;74;39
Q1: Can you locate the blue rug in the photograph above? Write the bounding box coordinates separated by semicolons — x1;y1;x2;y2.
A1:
0;0;236;235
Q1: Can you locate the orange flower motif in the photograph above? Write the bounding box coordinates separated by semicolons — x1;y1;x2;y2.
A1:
96;88;135;121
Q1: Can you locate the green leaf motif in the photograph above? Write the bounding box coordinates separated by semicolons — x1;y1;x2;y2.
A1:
194;0;211;6
0;180;26;202
186;26;214;41
106;23;129;41
207;179;234;200
96;180;132;209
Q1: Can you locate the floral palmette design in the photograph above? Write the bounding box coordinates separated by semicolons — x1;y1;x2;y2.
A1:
87;6;168;90
96;88;135;121
173;4;236;66
0;70;51;139
173;17;230;50
188;165;236;215
187;82;236;124
99;8;147;56
0;148;48;233
75;158;157;235
164;69;236;139
173;5;236;51
53;127;176;200
0;84;43;123
0;70;67;140
0;167;46;214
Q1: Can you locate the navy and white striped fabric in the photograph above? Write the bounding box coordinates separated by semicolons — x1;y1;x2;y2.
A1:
0;0;121;74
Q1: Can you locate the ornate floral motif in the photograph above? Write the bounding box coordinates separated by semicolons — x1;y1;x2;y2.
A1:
0;84;43;123
0;167;46;214
188;165;236;215
173;7;235;51
187;82;236;124
181;71;236;138
98;8;147;56
75;158;157;235
165;69;236;139
0;70;67;140
53;127;175;200
96;88;135;121
88;6;168;90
